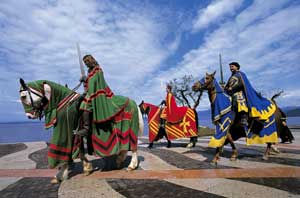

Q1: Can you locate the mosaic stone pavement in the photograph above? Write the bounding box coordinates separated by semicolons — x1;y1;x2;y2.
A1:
0;130;299;198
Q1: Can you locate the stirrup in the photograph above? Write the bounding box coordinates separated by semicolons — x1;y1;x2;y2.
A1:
73;127;89;136
240;119;248;127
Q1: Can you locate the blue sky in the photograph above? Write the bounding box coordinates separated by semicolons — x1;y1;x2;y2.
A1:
0;0;299;122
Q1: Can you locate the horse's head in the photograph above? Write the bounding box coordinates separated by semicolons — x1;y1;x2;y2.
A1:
19;78;48;120
138;100;150;116
192;71;216;92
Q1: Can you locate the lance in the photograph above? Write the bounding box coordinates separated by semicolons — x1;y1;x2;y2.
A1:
219;53;225;88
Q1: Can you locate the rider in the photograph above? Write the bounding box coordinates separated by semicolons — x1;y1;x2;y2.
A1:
161;84;188;123
160;84;189;147
224;62;276;128
74;55;128;136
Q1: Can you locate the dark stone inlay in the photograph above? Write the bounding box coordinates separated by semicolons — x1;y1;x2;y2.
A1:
140;147;236;169
235;143;300;155
29;147;48;169
183;146;300;167
0;143;27;157
230;177;300;195
0;177;59;198
29;146;144;177
107;179;225;198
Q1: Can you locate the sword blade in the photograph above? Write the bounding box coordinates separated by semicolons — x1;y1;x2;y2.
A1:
76;43;85;77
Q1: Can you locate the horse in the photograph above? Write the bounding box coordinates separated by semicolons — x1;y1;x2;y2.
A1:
19;78;144;183
192;71;279;164
139;101;198;148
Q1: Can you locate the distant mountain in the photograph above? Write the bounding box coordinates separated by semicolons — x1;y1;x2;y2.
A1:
281;106;299;112
285;108;300;117
198;106;300;120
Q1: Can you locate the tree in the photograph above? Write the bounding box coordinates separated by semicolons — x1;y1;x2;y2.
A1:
168;74;203;109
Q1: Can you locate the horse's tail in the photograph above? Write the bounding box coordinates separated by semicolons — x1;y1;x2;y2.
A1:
137;104;144;137
271;91;283;102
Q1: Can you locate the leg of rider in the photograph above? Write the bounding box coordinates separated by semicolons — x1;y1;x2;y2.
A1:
240;111;248;127
74;111;90;136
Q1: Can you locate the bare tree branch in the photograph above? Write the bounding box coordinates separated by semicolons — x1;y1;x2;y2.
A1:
168;74;203;110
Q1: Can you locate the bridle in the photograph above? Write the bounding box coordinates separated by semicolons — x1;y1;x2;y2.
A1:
20;79;48;120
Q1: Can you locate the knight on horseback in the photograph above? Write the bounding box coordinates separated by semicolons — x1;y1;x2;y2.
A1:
224;62;249;128
74;55;128;136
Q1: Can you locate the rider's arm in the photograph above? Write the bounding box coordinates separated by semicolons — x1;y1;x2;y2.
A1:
225;76;242;95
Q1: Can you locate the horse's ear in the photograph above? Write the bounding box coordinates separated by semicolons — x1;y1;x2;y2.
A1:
212;70;216;76
139;100;144;106
145;106;150;115
20;78;28;90
205;72;208;76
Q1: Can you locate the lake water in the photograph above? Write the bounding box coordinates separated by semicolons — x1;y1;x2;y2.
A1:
0;117;299;143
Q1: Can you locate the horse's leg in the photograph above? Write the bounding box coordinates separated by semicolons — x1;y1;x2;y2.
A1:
270;143;280;154
116;150;128;169
262;143;272;160
50;163;69;183
227;133;238;161
211;147;221;165
148;142;153;149
186;137;197;148
127;149;138;171
164;129;171;148
79;147;93;176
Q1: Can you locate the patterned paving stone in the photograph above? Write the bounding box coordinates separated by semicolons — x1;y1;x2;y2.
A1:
183;146;300;167
107;179;225;198
229;177;300;195
139;147;236;169
0;143;27;157
0;177;59;198
29;147;48;169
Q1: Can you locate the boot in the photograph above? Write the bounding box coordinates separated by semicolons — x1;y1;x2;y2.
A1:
74;111;90;136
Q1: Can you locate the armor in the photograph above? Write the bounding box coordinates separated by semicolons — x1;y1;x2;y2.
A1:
225;71;248;127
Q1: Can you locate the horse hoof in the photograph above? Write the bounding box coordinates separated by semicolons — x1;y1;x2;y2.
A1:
262;155;269;160
126;166;137;171
210;161;218;166
230;150;238;161
50;177;60;184
83;163;93;176
230;157;237;161
271;147;280;154
186;143;193;148
83;170;93;176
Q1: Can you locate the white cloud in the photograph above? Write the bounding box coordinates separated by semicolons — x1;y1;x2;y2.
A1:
141;1;300;109
0;0;184;121
192;0;243;32
0;0;299;122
